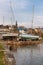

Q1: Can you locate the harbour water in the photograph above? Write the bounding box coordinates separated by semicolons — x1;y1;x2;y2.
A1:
13;43;43;65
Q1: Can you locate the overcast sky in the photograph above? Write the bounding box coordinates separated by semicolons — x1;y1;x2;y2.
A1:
0;0;43;28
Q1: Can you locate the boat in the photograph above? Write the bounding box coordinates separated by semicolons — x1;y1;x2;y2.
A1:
19;33;40;41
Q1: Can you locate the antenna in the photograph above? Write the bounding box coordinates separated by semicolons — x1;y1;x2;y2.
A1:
31;5;35;29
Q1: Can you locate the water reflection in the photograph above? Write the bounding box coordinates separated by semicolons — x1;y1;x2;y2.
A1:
13;44;43;65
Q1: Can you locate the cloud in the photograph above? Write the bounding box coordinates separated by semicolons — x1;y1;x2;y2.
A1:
12;0;28;10
0;0;43;28
15;12;43;28
0;0;5;3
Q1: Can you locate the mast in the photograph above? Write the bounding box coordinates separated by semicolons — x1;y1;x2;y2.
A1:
3;16;4;25
10;0;14;28
31;5;35;29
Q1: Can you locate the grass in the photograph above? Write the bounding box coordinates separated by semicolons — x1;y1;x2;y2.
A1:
0;43;5;65
0;44;4;50
0;52;5;65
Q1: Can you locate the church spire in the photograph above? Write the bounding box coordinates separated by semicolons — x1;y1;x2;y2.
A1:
16;20;18;27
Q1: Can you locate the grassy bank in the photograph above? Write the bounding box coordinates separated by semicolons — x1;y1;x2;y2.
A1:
0;51;5;65
0;43;5;65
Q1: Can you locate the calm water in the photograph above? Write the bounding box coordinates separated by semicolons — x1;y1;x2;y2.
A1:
13;43;43;65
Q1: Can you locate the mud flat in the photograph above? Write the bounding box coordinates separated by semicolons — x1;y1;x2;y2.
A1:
16;41;42;46
3;40;43;47
0;40;42;51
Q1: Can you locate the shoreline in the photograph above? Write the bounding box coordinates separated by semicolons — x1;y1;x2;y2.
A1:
2;40;43;48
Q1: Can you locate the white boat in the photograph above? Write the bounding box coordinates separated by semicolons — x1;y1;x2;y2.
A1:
19;33;39;40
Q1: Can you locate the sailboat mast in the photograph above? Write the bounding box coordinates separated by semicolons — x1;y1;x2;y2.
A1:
10;0;14;28
3;16;4;25
10;0;12;28
31;5;35;29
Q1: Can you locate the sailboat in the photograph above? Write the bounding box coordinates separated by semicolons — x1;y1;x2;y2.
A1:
18;5;40;41
19;33;39;41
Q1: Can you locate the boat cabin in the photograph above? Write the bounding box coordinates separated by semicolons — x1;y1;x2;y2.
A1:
2;33;18;40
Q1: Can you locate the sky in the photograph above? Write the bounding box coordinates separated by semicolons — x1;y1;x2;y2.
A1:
0;0;43;28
